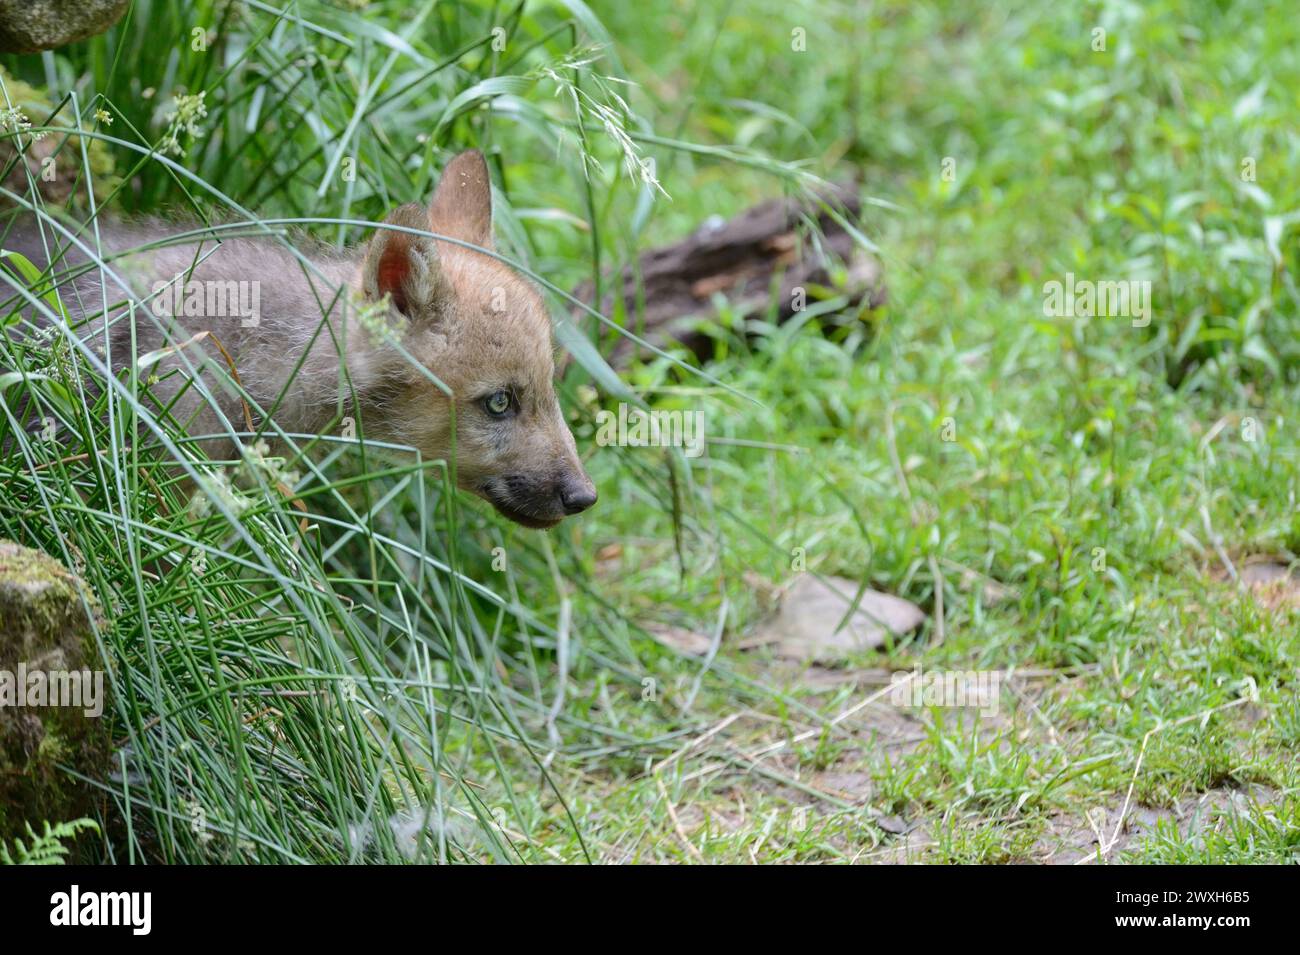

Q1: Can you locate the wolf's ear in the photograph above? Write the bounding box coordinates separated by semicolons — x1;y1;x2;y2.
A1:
362;203;447;319
427;149;493;250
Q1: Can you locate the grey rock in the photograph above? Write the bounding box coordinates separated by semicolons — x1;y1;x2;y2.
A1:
0;0;130;54
0;539;109;846
751;574;926;663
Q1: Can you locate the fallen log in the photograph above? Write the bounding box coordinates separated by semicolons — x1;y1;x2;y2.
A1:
574;184;885;365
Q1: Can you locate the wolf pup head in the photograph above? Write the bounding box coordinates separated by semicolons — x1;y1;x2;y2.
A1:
357;150;596;529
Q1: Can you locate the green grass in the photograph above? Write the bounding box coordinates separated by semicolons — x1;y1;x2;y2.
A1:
2;0;1299;863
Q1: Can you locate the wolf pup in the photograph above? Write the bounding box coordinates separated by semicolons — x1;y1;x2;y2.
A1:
4;150;597;528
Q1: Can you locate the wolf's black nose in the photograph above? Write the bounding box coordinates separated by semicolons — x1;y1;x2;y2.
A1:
559;478;598;515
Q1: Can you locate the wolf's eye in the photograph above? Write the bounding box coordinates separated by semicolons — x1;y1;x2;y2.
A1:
484;390;512;417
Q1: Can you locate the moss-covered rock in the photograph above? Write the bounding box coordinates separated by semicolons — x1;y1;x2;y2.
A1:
0;66;120;210
0;0;130;54
0;539;110;845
